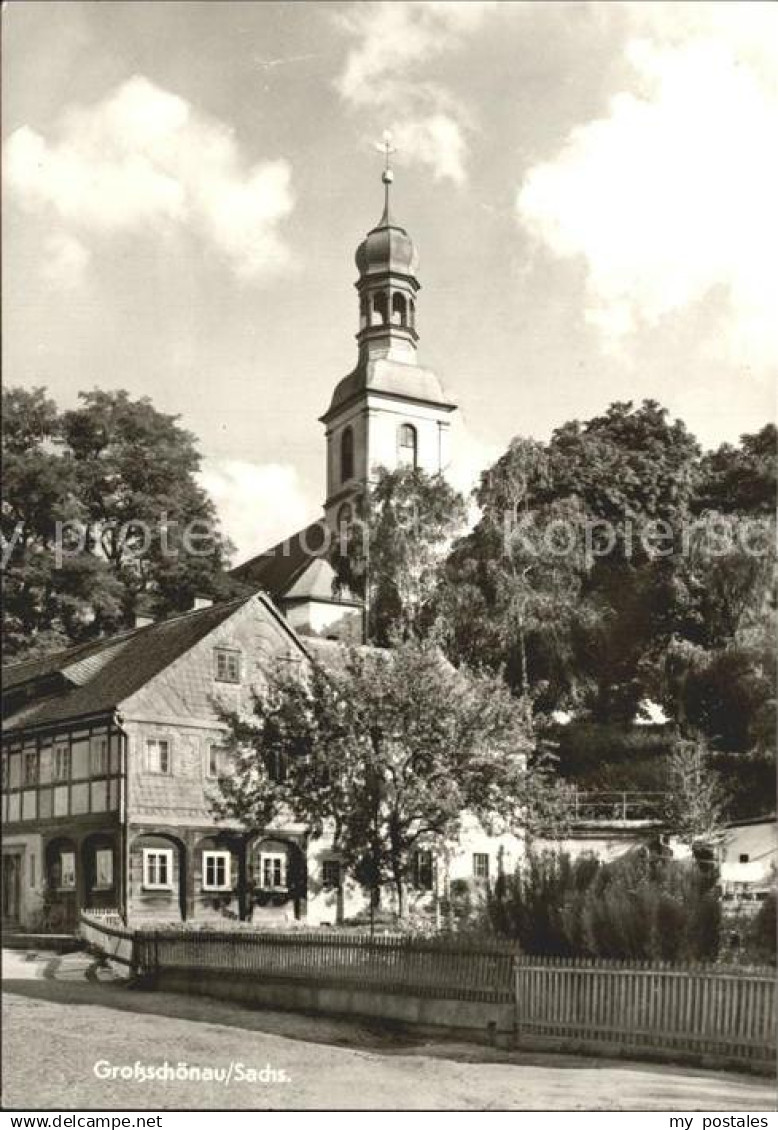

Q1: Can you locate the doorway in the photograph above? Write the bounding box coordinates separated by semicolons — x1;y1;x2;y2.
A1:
2;851;23;928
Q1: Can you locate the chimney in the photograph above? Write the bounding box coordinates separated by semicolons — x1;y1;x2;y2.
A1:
193;595;213;610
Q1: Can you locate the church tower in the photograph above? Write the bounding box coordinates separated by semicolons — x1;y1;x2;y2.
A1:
232;146;456;642
321;146;457;529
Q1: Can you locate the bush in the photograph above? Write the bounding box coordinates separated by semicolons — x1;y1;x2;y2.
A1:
488;850;721;962
723;893;778;967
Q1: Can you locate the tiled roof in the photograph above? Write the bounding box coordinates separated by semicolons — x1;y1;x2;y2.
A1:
230;521;331;597
3;632;138;691
2;596;254;733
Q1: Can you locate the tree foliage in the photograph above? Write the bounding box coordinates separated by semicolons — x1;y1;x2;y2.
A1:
661;737;729;849
2;385;235;659
216;638;565;917
331;465;467;646
440;402;775;756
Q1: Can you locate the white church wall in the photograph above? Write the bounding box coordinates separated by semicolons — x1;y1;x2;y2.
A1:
284;597;362;643
364;394;452;480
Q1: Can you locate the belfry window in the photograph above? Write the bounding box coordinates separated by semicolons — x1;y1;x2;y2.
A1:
372;291;389;325
398;423;418;468
340;426;354;483
391;292;407;326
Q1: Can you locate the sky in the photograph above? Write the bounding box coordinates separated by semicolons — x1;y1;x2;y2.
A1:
3;1;776;562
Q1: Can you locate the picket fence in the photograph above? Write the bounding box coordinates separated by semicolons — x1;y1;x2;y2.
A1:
513;954;775;1066
79;913;775;1069
131;925;516;1002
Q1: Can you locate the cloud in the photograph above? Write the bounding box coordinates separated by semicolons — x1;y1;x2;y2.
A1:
337;1;496;105
388;115;467;185
4;75;294;282
446;415;502;514
516;9;778;371
335;1;497;183
40;232;90;288
197;459;314;563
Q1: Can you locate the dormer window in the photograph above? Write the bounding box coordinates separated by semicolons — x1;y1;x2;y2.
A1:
340;426;354;483
214;648;241;684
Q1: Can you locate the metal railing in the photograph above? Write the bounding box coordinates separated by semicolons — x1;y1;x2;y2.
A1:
567;790;666;824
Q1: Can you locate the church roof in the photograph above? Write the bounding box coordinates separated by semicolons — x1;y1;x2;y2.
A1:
230;521;331;599
322;355;456;422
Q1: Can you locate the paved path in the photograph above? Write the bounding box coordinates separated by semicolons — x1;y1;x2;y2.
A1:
2;950;775;1111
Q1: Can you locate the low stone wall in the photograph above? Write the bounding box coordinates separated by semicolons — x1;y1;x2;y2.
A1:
148;967;516;1046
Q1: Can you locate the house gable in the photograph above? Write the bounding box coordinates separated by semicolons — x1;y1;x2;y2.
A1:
121;592;307;725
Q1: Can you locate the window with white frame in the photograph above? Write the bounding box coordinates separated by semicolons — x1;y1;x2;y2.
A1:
473;853;490;881
145;737;171;775
94;849;113;889
90;734;109;776
203;850;231;891
23;750;38;786
143;848;173;889
411;849;434;891
260;852;286;889
206;744;231;779
59;851;76;889
398;423;418;468
214;648;241;684
53;742;70;782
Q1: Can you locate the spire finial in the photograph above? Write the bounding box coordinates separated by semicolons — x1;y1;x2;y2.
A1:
376;129;396;225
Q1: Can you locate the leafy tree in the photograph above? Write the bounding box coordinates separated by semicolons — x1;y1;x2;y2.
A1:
549;399;701;544
441;401;702;719
442;401;775;739
2;387;123;657
2;386;236;659
548;400;701;720
216;638;560;919
331;465;466;646
667;510;776;651
695;424;777;516
662;737;729;849
441;438;589;707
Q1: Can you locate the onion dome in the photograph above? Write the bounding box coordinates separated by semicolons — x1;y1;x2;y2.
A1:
355;168;419;279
